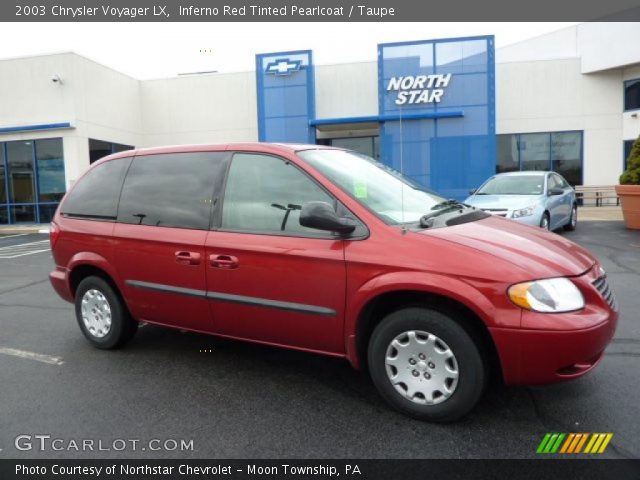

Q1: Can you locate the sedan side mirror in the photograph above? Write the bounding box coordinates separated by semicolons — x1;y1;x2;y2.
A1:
300;201;356;235
469;188;477;195
548;188;564;196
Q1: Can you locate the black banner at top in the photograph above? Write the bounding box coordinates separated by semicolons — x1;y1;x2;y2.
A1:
3;0;640;22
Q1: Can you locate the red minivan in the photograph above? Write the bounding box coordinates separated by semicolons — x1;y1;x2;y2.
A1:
50;143;618;421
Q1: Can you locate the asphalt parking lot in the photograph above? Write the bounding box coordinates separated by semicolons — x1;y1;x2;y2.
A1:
1;222;639;460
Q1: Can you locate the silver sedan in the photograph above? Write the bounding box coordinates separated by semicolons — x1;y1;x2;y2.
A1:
464;171;577;231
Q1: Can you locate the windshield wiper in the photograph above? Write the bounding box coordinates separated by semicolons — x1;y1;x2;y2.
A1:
419;200;467;227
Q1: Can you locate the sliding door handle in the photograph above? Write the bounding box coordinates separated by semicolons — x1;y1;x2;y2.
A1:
175;251;201;266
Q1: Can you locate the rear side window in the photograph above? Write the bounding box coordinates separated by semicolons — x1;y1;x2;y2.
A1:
220;153;335;236
117;152;225;230
61;157;132;220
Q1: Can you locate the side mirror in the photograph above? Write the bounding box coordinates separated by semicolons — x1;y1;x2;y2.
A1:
548;188;564;196
469;188;477;195
299;201;356;235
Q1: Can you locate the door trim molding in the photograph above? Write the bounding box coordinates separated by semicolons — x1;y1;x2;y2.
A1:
125;280;336;317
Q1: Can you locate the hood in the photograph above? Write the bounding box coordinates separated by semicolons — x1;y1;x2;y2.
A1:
464;194;543;210
420;215;595;278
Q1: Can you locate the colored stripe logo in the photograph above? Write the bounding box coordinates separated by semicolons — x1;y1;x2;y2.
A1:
537;433;613;454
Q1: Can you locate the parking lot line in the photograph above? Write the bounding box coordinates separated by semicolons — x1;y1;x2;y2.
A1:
0;239;51;259
0;347;64;365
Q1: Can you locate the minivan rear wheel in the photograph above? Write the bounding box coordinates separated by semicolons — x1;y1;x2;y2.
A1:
368;307;486;422
75;276;137;349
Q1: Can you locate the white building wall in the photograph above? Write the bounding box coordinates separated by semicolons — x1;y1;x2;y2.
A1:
139;71;257;146
578;23;640;74
314;62;378;119
0;52;142;185
496;58;624;185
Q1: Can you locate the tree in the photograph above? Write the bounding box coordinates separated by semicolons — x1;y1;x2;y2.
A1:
621;135;640;185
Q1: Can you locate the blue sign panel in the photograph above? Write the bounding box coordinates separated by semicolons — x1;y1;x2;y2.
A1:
256;50;315;143
379;36;496;199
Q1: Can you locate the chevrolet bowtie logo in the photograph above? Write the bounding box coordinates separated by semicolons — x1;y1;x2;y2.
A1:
265;58;302;76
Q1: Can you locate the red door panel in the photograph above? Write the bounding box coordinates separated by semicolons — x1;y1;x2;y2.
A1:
113;223;212;333
205;231;346;354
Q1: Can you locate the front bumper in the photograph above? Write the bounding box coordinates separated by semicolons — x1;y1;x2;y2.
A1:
490;266;618;385
491;315;617;385
49;266;74;303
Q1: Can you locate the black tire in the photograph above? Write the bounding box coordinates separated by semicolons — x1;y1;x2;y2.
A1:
563;204;577;231
540;212;550;230
75;276;137;349
367;307;486;422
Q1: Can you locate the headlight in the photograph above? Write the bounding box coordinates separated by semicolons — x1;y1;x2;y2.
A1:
512;206;535;218
508;278;584;313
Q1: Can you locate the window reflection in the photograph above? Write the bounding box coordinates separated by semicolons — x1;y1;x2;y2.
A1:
0;137;66;224
7;140;35;204
36;138;66;202
496;132;583;186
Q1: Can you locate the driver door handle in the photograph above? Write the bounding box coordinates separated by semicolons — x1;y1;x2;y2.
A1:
210;254;239;269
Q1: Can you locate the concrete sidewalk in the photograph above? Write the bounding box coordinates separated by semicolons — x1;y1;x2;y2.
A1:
578;206;623;221
0;224;50;235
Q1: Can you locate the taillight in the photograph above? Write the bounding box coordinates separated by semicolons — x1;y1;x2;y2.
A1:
50;221;61;249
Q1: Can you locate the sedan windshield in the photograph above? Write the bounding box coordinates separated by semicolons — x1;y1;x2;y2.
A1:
476;176;544;195
298;149;445;224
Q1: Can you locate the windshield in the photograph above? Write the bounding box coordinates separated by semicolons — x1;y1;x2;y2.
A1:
298;149;445;224
476;175;545;195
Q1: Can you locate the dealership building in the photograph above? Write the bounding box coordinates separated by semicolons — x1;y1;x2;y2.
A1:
0;22;639;225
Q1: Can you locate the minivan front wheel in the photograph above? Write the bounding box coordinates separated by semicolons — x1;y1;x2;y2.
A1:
75;276;137;349
368;307;486;422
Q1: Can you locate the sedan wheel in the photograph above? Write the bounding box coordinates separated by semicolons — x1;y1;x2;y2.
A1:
540;213;550;230
564;205;577;231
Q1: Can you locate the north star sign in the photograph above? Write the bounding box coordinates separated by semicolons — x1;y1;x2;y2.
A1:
386;74;452;105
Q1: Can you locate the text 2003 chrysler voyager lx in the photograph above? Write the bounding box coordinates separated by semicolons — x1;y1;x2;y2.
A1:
49;143;618;421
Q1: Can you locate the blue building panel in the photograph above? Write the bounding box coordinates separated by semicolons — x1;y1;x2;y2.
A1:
256;50;315;144
378;36;496;199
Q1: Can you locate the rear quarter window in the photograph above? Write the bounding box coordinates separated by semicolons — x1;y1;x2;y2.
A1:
61;157;132;220
116;152;225;230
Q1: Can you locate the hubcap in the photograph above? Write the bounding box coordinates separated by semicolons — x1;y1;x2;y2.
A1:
571;208;577;227
541;216;549;230
385;330;459;405
81;289;112;338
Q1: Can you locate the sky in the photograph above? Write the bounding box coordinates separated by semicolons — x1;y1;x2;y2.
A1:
0;22;578;79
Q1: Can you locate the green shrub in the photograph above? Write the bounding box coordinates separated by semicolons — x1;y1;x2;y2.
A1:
621;135;640;185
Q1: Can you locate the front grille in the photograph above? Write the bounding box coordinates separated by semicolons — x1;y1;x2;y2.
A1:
482;209;508;217
593;276;617;311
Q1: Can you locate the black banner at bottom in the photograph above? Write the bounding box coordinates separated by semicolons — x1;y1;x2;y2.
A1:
2;459;640;480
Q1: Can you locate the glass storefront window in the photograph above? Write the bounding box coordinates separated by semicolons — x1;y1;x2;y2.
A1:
89;138;134;164
496;131;583;185
624;78;640;111
551;132;582;186
10;204;36;224
330;137;376;158
36;138;65;202
0;137;66;224
7;140;35;203
519;133;550;171
496;135;519;173
0;144;6;205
